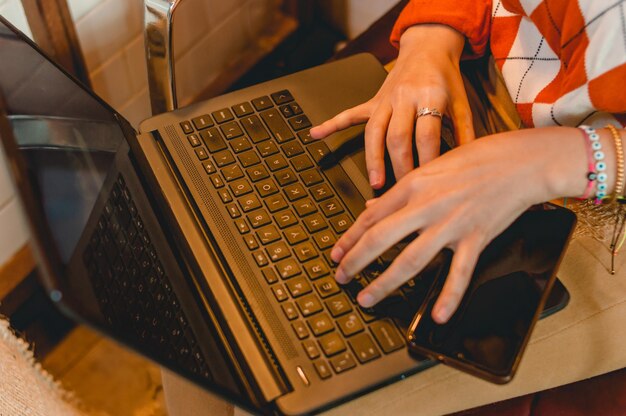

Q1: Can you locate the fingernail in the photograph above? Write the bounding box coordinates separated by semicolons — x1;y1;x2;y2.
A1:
358;292;375;307
330;246;344;262
434;305;449;323
369;170;380;187
335;268;347;283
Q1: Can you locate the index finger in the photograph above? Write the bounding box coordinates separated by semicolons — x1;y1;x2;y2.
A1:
310;103;370;140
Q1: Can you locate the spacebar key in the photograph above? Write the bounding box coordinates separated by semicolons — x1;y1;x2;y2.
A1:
260;109;294;143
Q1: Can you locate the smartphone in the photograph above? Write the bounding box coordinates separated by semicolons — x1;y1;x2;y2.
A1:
406;205;576;384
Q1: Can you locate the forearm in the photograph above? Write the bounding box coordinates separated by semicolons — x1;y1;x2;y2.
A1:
398;24;465;63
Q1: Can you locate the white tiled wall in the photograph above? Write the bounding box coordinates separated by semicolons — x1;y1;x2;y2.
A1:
0;0;32;38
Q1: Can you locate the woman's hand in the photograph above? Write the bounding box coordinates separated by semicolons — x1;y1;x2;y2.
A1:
331;127;600;324
310;24;475;189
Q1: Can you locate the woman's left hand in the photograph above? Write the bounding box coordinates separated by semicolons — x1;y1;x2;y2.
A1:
331;127;592;323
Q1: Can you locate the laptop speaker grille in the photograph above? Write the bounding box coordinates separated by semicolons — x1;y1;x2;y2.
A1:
164;125;297;360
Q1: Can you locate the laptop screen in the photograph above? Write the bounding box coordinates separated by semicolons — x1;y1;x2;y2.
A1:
0;17;257;412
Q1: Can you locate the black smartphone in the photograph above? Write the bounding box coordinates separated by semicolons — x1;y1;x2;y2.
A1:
406;205;576;384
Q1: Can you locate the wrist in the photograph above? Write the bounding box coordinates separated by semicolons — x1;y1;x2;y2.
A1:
398;24;465;63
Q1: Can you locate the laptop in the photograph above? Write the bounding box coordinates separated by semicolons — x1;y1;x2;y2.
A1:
0;16;575;415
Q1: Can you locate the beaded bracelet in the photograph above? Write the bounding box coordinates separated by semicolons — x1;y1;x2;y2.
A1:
607;124;625;203
577;126;598;200
580;125;608;203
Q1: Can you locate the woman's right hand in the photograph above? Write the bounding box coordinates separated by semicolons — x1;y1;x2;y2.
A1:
310;24;475;189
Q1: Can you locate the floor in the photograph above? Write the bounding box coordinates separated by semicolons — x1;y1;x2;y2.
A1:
42;326;167;416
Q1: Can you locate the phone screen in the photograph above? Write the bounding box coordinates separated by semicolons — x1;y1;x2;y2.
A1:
407;206;575;383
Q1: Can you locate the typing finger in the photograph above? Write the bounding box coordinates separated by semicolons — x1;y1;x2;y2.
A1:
356;225;448;307
386;103;416;181
310;102;370;140
364;104;392;188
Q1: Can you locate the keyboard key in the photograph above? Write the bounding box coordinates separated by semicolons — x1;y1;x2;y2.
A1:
310;183;334;201
281;141;304;157
313;230;336;250
284;225;308;245
325;294;352;317
241;115;270;143
294;198;317;217
229;178;252;197
187;133;201;147
244;235;259;250
313;360;332;379
221;121;244;139
202;160;216;174
222;165;244;181
303;339;320;359
238;194;262;213
298;129;315;144
212;108;234;124
282;302;299;320
304;259;329;280
296;294;323;316
226;203;241;218
256;224;280;245
276;258;301;279
337;313;364;337
200;128;227;152
315;278;341;298
247;165;270;182
329;214;352;234
286;276;312;298
252;96;273;111
192;114;214;130
294;241;318;262
330;352;356;373
194;147;209;160
235;218;250;234
180;120;194;134
319;332;346;357
257;140;279;157
247;209;271;228
288;102;303;116
265;194;288;213
230;138;252;156
238;150;261;168
284;183;307;201
307;312;333;336
266;241;290;262
262;267;279;284
253;250;269;267
349;333;381;364
358;306;377;323
370;320;404;353
209;175;225;188
300;169;323;186
303;214;327;233
291;154;314;172
260;109;294;143
274;209;298;229
273;285;289;302
232;102;254;117
308;141;332;164
320;198;344;217
266;154;289;171
271;90;294;105
291;320;309;339
214;150;235;167
279;104;293;118
255;178;278;197
289;115;312;131
274;168;298;186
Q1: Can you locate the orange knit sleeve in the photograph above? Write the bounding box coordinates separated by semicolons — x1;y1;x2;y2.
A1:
390;0;493;60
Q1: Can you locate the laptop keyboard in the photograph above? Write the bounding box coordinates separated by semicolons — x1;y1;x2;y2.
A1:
83;174;212;380
179;90;437;379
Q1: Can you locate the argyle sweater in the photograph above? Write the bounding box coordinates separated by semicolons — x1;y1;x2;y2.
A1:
390;0;626;129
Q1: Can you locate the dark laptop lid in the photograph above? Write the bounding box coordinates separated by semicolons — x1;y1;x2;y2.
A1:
0;16;260;413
